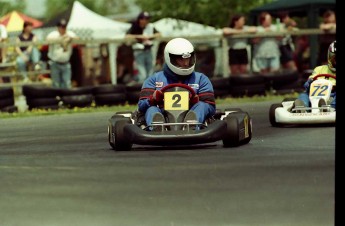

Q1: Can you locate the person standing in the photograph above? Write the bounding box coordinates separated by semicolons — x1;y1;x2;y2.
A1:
222;14;257;75
46;19;78;88
277;12;298;71
318;10;336;65
252;12;281;74
0;24;8;63
126;11;161;83
15;21;41;82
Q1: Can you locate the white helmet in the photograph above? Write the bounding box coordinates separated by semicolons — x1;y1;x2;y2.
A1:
164;38;196;76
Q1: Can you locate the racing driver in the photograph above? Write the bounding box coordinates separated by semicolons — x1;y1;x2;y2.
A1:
294;40;336;109
137;37;216;129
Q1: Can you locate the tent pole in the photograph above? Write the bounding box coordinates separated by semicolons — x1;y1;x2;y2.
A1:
108;43;117;85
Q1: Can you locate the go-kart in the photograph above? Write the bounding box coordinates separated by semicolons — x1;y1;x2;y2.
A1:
108;83;252;151
269;73;336;127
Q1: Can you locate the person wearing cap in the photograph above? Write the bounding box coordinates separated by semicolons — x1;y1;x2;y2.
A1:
15;21;41;83
126;11;161;83
46;19;78;88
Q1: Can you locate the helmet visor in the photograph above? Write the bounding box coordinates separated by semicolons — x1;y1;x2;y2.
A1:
169;52;196;69
329;53;336;69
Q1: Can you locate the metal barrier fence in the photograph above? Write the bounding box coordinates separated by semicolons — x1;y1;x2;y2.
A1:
0;28;335;88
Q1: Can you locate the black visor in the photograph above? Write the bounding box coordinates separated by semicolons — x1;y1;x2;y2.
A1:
169;52;196;68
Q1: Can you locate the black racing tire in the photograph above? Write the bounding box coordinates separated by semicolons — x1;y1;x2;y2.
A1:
0;97;15;108
222;112;252;147
126;83;143;92
93;84;126;95
61;94;93;108
269;103;283;127
222;114;240;147
114;119;133;151
94;93;126;106
0;87;14;99
230;83;266;97
214;89;230;98
26;97;60;108
22;85;61;98
28;105;60;111
1;105;18;113
59;87;94;96
229;73;265;85
126;91;141;104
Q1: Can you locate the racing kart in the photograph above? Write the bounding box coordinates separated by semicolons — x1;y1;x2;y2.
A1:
269;73;336;127
108;83;252;151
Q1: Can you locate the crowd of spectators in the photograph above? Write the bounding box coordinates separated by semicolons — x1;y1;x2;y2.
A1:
0;9;336;86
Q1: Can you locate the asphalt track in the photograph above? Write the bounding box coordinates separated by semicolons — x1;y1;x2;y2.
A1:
0;100;335;226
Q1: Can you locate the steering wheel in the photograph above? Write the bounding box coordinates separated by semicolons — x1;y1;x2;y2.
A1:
312;73;336;80
160;83;197;100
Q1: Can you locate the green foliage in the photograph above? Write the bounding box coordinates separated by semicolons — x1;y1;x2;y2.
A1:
44;0;130;22
134;0;274;28
0;0;25;16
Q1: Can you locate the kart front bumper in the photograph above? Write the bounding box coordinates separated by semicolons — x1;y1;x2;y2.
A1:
275;107;336;124
124;120;227;146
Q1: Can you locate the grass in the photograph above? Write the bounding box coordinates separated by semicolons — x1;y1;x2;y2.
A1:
0;92;299;119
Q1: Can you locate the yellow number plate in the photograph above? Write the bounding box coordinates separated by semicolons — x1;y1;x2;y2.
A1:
164;91;189;110
309;81;331;97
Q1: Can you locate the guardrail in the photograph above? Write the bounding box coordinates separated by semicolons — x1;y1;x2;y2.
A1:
0;28;335;88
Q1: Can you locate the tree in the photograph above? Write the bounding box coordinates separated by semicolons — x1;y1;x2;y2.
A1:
44;0;131;22
0;0;25;16
134;0;273;28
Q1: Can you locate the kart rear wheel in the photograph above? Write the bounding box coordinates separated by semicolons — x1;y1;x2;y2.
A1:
269;103;283;127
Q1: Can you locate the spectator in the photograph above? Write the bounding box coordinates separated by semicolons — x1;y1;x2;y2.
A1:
126;11;161;83
278;12;298;71
46;19;78;88
222;14;257;75
252;12;281;74
294;40;336;109
15;21;41;83
138;38;216;130
0;23;8;63
318;10;336;65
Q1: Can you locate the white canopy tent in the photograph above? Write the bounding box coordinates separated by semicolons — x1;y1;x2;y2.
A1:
67;1;132;84
153;17;222;38
67;1;131;39
153;18;225;76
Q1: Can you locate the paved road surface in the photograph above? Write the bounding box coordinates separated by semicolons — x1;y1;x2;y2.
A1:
0;101;335;226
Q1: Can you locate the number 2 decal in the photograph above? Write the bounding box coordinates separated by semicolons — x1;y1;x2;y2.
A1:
172;94;181;108
164;91;189;110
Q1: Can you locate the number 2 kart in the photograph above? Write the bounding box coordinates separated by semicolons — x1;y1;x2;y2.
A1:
108;83;252;151
269;73;336;127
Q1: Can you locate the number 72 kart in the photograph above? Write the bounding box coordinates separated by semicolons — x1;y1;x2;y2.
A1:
269;73;336;127
108;83;252;151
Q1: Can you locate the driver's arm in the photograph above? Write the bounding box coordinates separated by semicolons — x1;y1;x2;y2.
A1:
196;75;216;115
138;76;157;113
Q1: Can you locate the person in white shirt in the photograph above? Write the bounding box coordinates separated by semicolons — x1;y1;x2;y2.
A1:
46;19;78;88
125;11;161;83
252;12;281;74
0;24;8;63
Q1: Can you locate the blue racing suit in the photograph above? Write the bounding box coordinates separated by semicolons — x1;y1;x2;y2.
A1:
297;65;336;108
138;64;216;126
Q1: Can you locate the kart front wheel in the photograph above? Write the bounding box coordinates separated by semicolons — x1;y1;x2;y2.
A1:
269;103;283;127
114;119;133;151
